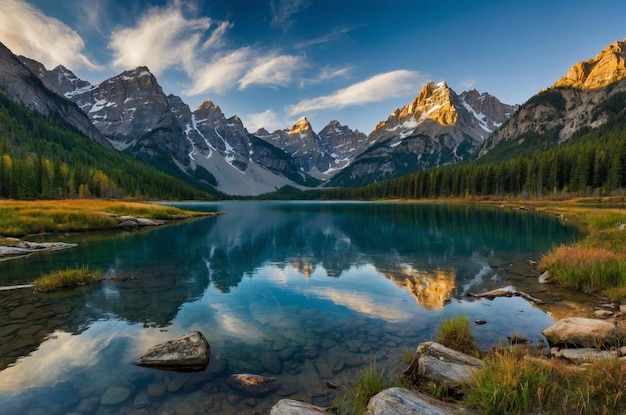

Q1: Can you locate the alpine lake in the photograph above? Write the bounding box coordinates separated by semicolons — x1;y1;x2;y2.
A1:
0;201;587;415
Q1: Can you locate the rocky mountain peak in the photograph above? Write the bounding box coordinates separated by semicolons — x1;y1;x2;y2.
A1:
197;99;217;110
553;39;626;90
401;81;459;126
290;116;313;135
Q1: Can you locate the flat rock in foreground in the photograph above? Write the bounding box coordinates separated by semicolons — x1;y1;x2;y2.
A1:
135;331;210;371
542;317;617;348
270;399;330;414
367;387;477;415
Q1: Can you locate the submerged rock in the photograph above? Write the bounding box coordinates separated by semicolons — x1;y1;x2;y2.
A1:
101;381;135;405
135;331;210;371
227;373;279;396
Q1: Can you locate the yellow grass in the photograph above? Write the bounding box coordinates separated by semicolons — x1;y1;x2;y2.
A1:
0;199;211;236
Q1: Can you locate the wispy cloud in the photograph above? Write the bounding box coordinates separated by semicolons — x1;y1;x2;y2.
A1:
185;48;252;95
460;79;476;89
109;3;306;96
239;55;306;90
0;0;99;70
288;70;428;116
270;0;310;32
297;65;352;88
244;109;282;132
109;4;215;75
294;25;364;49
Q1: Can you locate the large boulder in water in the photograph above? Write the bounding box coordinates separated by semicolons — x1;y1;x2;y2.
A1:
135;331;210;371
542;317;617;348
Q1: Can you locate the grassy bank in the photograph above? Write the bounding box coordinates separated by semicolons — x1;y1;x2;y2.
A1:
0;199;212;236
532;201;626;301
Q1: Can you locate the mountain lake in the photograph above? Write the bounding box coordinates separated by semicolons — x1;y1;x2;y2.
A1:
0;201;586;414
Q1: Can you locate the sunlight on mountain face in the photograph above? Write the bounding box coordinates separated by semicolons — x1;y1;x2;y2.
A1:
384;265;456;310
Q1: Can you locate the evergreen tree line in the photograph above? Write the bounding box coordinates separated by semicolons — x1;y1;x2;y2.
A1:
0;90;212;200
261;106;626;201
324;111;626;200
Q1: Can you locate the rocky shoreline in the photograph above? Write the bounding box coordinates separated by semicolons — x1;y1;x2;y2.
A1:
0;212;197;262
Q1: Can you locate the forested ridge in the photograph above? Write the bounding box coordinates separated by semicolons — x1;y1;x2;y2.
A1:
261;99;626;201
0;89;213;200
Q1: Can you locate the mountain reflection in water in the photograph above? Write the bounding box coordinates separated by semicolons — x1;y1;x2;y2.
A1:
0;202;579;415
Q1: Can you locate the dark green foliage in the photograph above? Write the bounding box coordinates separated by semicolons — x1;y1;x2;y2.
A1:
260;103;626;201
0;89;212;200
525;88;567;112
191;165;218;186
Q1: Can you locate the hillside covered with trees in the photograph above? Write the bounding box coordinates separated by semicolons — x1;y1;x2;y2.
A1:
0;90;214;200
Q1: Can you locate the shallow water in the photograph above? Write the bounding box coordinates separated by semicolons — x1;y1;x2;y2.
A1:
0;202;579;414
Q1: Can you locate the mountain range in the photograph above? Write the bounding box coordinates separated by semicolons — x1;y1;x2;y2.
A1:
1;38;625;196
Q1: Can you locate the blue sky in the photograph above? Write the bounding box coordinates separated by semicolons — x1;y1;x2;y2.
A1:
1;0;625;134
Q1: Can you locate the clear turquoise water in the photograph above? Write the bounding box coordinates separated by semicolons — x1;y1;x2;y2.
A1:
0;202;579;414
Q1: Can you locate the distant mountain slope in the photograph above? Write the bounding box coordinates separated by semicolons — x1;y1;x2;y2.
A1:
5;40;520;194
24;60;318;195
256;117;369;179
327;82;518;186
480;39;626;159
0;42;110;148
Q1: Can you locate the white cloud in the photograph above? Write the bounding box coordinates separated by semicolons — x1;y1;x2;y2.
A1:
185;48;252;95
319;66;352;80
245;109;283;132
270;0;310;32
288;70;428;116
0;0;99;70
109;4;215;75
461;79;476;89
294;25;364;49
239;55;305;90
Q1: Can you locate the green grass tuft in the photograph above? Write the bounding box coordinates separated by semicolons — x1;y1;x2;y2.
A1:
336;360;401;415
33;266;101;292
436;315;479;357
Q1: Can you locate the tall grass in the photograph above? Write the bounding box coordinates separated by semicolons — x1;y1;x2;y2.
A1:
538;205;626;300
436;315;479;357
336;360;402;415
464;349;626;415
33;266;101;292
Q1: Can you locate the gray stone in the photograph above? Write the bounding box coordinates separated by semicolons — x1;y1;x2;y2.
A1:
403;342;485;390
261;350;283;374
555;348;619;363
594;309;613;318
118;219;139;228
135;331;210;371
101;381;135;405
147;382;166;399
136;217;160;226
367;387;476;415
543;317;617;348
270;399;329;414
